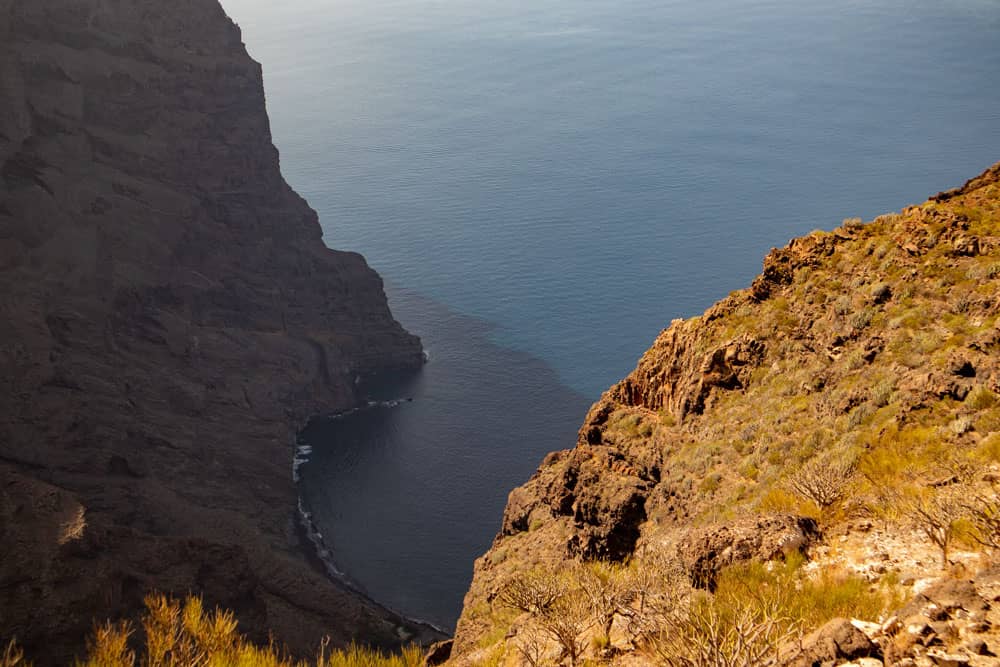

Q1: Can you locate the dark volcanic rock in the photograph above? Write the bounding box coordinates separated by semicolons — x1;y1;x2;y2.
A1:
422;639;453;667
0;0;434;662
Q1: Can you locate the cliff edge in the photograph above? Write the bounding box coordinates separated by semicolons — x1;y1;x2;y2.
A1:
452;163;1000;666
0;0;433;662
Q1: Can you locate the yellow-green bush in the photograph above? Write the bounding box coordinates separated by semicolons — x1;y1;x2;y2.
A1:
1;641;29;667
713;554;904;629
6;595;423;667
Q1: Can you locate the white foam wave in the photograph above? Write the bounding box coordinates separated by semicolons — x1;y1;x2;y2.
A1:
297;497;346;578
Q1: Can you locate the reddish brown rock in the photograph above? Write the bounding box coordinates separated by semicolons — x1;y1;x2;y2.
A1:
779;618;880;667
677;514;821;590
422;639;453;667
501;444;657;561
608;332;766;419
452;162;1000;661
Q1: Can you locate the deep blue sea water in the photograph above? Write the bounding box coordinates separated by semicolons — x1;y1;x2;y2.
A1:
296;289;591;629
223;0;1000;629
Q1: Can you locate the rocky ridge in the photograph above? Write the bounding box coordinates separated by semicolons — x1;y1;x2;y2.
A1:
451;163;1000;666
0;0;438;663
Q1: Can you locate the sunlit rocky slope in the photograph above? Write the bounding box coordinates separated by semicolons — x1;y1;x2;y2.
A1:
451;163;1000;667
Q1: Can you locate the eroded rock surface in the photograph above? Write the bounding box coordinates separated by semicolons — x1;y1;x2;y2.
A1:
780;618;881;667
452;162;1000;663
677;514;820;590
0;0;433;661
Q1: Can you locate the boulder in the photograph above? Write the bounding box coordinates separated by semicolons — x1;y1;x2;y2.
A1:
897;579;989;621
422;639;453;667
678;514;820;589
779;617;880;667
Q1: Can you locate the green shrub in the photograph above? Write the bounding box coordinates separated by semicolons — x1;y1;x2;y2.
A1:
851;307;876;330
1;641;28;667
700;473;723;493
965;386;998;410
714;554;903;629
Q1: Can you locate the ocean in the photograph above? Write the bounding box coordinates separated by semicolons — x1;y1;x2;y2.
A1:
223;0;1000;629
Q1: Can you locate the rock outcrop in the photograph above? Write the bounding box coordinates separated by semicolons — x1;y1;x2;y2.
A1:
0;0;434;662
780;618;881;667
452;163;1000;664
677;514;820;590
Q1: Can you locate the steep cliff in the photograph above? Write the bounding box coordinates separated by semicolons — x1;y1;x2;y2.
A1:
0;0;434;662
452;164;1000;666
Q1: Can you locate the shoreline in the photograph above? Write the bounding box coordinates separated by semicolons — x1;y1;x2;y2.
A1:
289;285;594;637
290;401;452;642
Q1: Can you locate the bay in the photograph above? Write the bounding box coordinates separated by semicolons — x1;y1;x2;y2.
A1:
223;0;1000;629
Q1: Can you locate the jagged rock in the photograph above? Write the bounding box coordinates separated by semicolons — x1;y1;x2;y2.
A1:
779;618;880;667
906;618;936;637
422;639;453;667
962;638;992;656
926;649;971;666
883;616;903;635
608;332;765;419
678;514;820;589
852;619;883;639
451;162;1000;660
952;236;981;256
931;162;1000;201
501;444;654;561
897;579;989;621
948;358;977;378
973;565;1000;602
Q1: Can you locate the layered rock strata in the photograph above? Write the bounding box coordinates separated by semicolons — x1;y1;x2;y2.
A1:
0;0;433;662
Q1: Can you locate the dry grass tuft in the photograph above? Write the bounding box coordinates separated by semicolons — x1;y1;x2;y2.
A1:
4;595;423;667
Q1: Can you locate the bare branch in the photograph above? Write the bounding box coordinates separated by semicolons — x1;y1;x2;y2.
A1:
961;493;1000;552
788;455;855;509
904;488;967;567
642;593;800;667
497;571;562;615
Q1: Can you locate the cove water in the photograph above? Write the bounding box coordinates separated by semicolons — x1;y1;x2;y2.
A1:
223;0;999;629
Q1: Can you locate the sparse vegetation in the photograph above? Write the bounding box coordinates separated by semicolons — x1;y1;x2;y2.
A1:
455;167;1000;662
7;595;425;667
962;492;1000;553
966;385;998;410
497;566;593;666
488;551;903;666
643;593;797;667
713;555;903;630
904;488;967;568
870;281;892;303
1;641;28;667
786;453;855;511
497;570;562;615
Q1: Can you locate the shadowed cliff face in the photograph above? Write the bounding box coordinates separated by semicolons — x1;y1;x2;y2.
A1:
0;0;433;662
